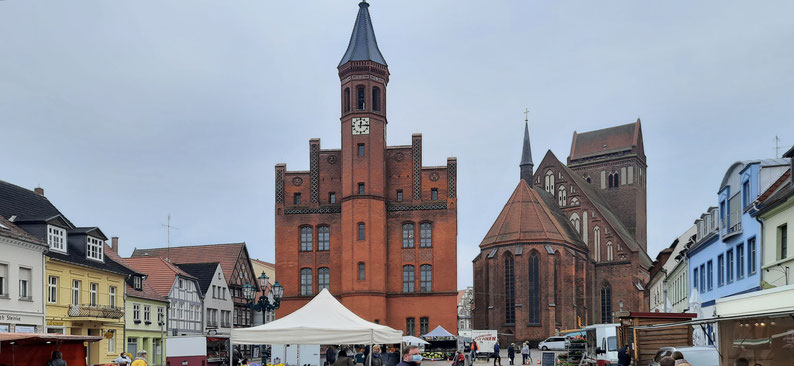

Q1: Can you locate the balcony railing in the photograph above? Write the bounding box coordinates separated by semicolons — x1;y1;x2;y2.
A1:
68;304;124;319
722;216;743;240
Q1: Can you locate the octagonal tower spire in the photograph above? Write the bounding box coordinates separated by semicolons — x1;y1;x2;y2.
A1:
339;1;387;67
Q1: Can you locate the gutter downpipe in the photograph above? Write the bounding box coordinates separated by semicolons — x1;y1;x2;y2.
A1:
752;200;764;287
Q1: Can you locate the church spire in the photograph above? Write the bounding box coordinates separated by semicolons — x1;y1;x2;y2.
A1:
520;110;534;182
338;1;387;67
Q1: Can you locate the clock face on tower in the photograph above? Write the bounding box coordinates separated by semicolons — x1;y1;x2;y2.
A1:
352;117;370;135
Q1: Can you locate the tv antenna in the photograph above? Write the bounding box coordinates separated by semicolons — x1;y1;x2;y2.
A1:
162;213;179;261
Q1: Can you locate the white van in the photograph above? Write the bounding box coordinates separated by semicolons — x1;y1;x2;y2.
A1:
538;336;568;351
583;324;619;366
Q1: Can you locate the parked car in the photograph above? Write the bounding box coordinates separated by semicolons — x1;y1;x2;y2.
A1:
539;336;568;351
648;346;719;366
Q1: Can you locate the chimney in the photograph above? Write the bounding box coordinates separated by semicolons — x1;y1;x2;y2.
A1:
111;237;119;253
34;187;44;196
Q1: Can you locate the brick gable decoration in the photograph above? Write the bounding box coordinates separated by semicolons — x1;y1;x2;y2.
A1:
273;2;458;335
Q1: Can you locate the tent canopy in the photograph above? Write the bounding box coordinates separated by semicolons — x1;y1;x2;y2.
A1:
231;289;403;345
422;325;456;339
403;336;430;346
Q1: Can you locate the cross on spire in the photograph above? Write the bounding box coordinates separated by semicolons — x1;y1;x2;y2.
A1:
520;108;534;182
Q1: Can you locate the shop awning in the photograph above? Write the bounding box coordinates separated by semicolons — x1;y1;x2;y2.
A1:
0;332;103;345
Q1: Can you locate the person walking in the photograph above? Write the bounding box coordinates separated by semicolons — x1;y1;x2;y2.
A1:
367;345;384;366
332;348;356;366
130;351;148;366
492;342;501;366
113;353;132;366
397;345;423;366
617;345;631;366
520;343;530;365
46;351;68;366
507;344;515;366
470;341;478;366
326;346;338;366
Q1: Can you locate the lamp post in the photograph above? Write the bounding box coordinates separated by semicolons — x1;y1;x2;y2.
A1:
242;272;285;364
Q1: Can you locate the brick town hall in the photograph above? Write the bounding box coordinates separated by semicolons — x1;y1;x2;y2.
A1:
472;119;653;342
274;2;458;335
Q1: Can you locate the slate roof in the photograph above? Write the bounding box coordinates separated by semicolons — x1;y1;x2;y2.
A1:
123;256;196;298
176;262;221;294
338;1;387;67
131;243;246;283
0;180;75;227
0;216;47;247
569;120;644;162
520;121;533;168
480;179;587;250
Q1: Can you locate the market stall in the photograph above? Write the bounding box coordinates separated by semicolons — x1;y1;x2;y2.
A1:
231;289;402;366
0;333;103;366
421;326;458;360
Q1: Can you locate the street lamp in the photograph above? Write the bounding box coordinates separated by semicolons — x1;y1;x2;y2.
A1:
243;272;284;312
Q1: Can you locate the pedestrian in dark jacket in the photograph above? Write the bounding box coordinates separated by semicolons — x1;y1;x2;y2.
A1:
492;343;501;366
617;345;631;366
326;346;338;366
507;344;515;365
367;345;384;366
46;352;67;366
397;346;423;366
332;348;356;366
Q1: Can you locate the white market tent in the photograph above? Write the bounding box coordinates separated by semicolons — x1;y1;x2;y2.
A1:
403;336;430;346
422;325;456;339
231;288;403;345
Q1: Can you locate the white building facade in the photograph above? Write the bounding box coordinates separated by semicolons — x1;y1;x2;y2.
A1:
0;217;48;333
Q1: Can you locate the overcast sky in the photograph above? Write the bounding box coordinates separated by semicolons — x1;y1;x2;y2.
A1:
2;1;793;289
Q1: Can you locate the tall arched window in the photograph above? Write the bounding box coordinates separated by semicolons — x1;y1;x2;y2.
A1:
593;226;601;261
402;223;415;248
528;252;540;324
545;170;555;193
402;265;415;292
554;253;561;323
372;87;381;111
318;226;330;251
504;254;515;324
300;268;313;296
344;87;350;113
357;86;366;110
420;222;433;247
300;226;313;252
570;213;581;233
607;241;614;261
420;265;433;292
318;267;330;291
608;171;619;188
558;185;567;207
601;284;612;323
358;262;366;281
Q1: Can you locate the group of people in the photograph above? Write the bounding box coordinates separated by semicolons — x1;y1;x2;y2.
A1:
485;341;532;366
45;350;149;366
326;344;389;366
657;351;691;366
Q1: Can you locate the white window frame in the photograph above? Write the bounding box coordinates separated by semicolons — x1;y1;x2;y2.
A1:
158;306;165;323
47;225;67;253
72;280;80;306
86;236;104;261
108;329;116;353
109;286;116;308
48;276;58;303
89;283;98;306
0;263;7;296
144;305;151;322
133;303;140;321
18;267;31;299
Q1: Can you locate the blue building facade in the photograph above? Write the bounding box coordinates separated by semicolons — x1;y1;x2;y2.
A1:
687;159;789;313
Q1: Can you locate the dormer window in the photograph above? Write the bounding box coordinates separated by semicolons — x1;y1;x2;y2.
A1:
87;236;104;261
48;225;67;253
133;276;143;291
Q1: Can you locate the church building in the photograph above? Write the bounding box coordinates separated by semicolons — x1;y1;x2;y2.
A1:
274;1;458;335
472;120;652;343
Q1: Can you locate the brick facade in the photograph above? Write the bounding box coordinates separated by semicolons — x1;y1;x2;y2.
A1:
274;2;458;335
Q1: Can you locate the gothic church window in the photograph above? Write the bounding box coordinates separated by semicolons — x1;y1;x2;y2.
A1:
545;170;555;193
570;213;581;233
606;241;613;261
601;284;612;323
593;226;601;261
570;197;580;206
504;254;515;324
608;171;620;188
528;252;540;325
558;186;567;207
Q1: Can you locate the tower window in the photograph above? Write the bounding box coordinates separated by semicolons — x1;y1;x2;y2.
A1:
372;87;381;111
402;265;415;292
344;87;351;113
357;144;365;157
402;223;415;248
357;86;366;110
329;192;336;204
397;190;403;202
318;226;330;251
358;262;366;281
358;183;365;194
431;188;438;201
358;223;365;241
420;222;432;247
300;226;313;251
294;193;301;205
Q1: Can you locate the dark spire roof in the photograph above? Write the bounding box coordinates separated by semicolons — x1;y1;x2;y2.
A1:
338;1;387;67
520;122;534;182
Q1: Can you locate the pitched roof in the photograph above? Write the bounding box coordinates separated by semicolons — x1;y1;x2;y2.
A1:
756;169;793;216
176;262;221;294
131;243;245;283
103;244;166;302
480;179;587;250
0;180;74;227
569;119;644;162
123;256;196;297
0;216;47;247
338;1;387;67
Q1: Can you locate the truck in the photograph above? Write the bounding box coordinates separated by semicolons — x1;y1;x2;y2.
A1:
582;323;619;366
167;336;208;366
459;330;498;359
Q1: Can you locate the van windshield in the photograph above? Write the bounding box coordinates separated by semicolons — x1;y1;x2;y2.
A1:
607;336;617;351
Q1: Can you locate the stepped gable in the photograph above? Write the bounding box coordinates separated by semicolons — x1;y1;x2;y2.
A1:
569;119;644;162
480;179;586;249
131;242;245;283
